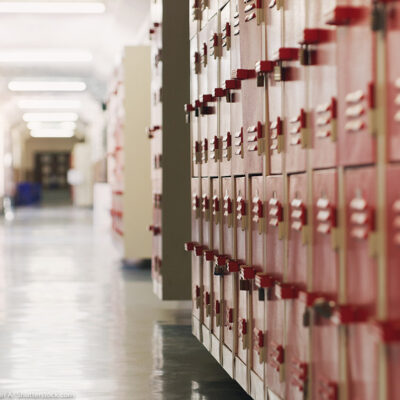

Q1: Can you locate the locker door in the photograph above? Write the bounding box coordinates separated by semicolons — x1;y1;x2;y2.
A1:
201;177;214;331
265;174;285;399
383;165;400;400
219;2;232;177
185;177;203;322
228;0;245;176
264;1;283;175
198;27;211;177
205;15;220;177
249;176;266;381
211;177;222;337
204;0;218;22
312;169;340;400
306;2;338;169
189;35;201;178
222;177;236;351
343;166;377;400
328;1;376;166
235;176;249;386
386;3;400;162
283;0;307;174
285;172;309;400
189;0;202;39
239;0;265;175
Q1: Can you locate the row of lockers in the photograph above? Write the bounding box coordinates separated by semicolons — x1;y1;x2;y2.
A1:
186;0;400;177
186;165;400;399
149;0;191;300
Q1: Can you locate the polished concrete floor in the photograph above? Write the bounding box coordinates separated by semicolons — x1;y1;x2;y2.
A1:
0;206;251;400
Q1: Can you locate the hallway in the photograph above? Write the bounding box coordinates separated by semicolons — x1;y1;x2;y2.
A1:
0;207;250;399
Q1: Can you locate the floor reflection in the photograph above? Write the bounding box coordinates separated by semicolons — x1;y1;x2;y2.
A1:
0;207;251;399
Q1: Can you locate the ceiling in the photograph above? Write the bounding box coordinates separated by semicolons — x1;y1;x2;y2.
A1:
0;0;150;132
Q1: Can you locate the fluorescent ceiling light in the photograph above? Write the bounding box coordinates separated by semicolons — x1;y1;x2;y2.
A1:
0;49;92;63
30;129;75;138
23;112;78;122
27;121;77;130
18;99;81;110
0;2;106;14
9;81;87;92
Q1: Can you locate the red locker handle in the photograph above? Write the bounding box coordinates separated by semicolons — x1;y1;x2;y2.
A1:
255;60;274;74
233;68;256;80
223;79;241;90
325;6;366;26
300;28;333;45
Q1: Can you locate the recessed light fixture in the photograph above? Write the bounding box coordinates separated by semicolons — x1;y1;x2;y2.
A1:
0;50;93;64
30;129;75;138
27;121;77;130
18;99;81;110
9;80;87;92
23;112;78;122
0;2;106;14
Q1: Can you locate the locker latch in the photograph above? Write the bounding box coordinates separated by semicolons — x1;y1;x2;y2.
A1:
205;291;212;317
212;194;221;223
290;197;308;244
222;22;231;50
268;196;284;239
317;378;338;400
269;116;284;155
315;97;337;142
195;285;202;309
247;121;264;155
148;225;161;235
240;318;249;349
316;196;338;250
222;132;232;162
290;360;308;393
236;194;247;231
234;128;244;158
289;108;309;149
252;194;264;234
223;192;233;227
215;300;222;326
269;342;285;381
214;87;226;99
223;79;241;103
211;32;222;59
273;47;300;82
239;265;255;291
202;194;210;221
255;60;274;87
214;255;228;276
192;194;201;219
194;51;201;74
210;136;220;162
192;0;202;21
255;329;266;363
202;42;208;67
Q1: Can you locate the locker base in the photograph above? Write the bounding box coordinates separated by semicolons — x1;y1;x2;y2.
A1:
234;356;249;393
152;277;162;299
192;315;202;341
201;324;212;351
267;388;283;400
250;370;265;400
222;344;234;377
211;333;221;363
